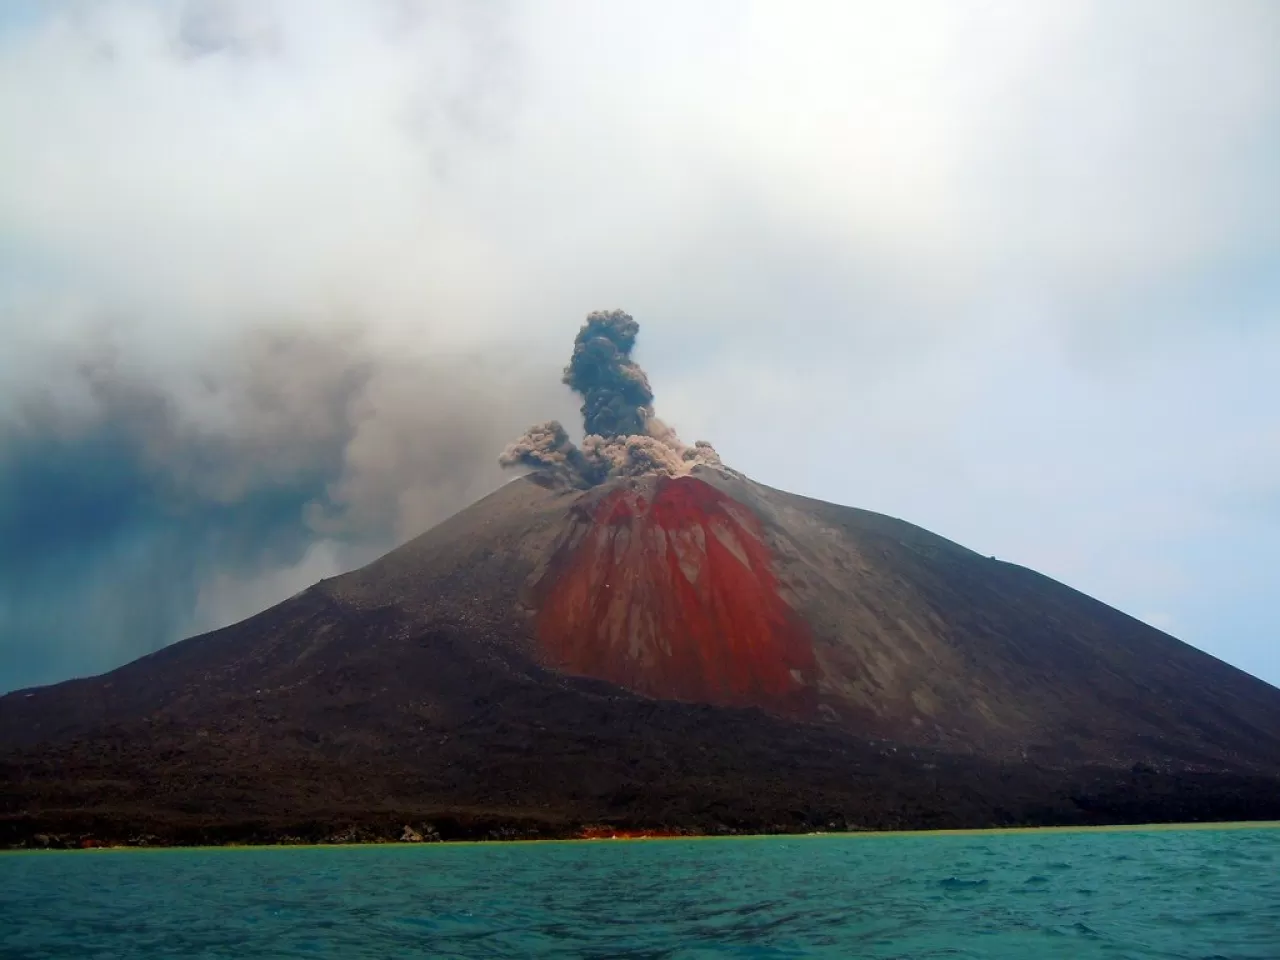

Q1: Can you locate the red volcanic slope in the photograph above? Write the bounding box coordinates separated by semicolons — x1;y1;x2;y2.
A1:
535;476;817;714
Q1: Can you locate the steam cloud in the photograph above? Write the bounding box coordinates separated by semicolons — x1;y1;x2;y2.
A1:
501;311;723;488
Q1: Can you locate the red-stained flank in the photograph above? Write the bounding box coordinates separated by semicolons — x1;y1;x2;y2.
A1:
535;476;816;715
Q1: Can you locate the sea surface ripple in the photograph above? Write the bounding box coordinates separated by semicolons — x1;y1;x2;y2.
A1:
2;825;1278;958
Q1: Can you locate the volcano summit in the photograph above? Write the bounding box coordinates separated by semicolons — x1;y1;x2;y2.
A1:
3;313;1280;847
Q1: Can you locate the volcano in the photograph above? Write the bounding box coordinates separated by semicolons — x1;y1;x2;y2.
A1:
3;467;1280;846
3;313;1280;846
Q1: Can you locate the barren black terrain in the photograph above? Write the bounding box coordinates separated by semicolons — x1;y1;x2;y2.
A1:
3;469;1280;848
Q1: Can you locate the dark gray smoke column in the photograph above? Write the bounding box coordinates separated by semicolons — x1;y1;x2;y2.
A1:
562;310;654;438
501;310;725;487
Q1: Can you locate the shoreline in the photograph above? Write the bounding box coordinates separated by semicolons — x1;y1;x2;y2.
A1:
5;820;1278;854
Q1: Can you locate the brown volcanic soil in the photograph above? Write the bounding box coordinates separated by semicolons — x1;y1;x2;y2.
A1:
2;469;1280;847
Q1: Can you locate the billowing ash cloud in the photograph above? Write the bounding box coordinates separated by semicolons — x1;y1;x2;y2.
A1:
564;311;653;438
501;310;723;488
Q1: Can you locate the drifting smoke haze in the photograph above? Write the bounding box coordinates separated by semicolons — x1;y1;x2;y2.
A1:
1;324;567;688
501;311;724;488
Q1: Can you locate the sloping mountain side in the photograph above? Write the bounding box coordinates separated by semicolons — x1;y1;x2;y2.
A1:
3;469;1280;847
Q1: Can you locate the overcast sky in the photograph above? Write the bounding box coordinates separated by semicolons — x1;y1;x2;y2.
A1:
1;0;1277;692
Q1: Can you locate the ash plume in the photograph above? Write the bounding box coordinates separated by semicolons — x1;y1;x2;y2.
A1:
564;311;653;438
501;310;724;488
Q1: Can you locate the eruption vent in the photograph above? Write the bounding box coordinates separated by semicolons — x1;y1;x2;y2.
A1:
500;310;723;487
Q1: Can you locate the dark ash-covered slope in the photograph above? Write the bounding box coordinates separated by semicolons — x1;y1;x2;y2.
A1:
3;469;1279;846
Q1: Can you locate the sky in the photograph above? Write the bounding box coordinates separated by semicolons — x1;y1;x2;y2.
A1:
0;0;1277;693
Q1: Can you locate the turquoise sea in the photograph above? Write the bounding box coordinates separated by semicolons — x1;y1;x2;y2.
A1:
2;825;1278;959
